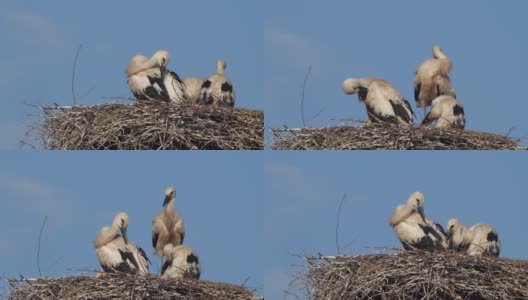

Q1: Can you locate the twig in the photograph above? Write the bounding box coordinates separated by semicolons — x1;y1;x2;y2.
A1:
335;194;347;255
37;216;48;277
240;276;250;288
300;65;312;127
308;106;327;123
72;44;83;105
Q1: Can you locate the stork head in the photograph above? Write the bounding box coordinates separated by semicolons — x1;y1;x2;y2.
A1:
446;218;461;237
152;50;170;67
113;212;129;245
342;78;361;95
216;59;227;75
407;192;426;223
163;186;176;207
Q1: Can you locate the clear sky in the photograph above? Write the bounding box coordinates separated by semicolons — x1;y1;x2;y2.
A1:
265;1;528;145
264;151;528;299
0;152;264;296
0;1;263;149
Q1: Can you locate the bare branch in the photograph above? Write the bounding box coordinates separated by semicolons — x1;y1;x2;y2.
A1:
300;65;312;127
37;216;48;277
335;193;347;255
72;44;83;105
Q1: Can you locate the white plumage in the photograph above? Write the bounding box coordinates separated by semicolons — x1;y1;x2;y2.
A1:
126;50;187;103
183;76;206;104
414;45;456;118
161;244;201;280
422;95;465;129
342;77;414;125
94;212;150;274
389;192;448;252
447;219;500;257
152;187;185;272
199;60;236;107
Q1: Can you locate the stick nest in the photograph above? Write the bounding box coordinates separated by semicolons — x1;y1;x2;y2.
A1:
304;252;528;300
8;273;261;300
30;102;263;150
271;123;526;150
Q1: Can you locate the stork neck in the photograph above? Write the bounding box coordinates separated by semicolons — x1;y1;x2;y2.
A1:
127;57;160;77
216;63;225;75
433;47;448;60
164;199;175;212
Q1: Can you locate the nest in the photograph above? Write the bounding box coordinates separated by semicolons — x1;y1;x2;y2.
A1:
8;273;261;300
304;252;528;300
29;101;263;150
271;123;526;150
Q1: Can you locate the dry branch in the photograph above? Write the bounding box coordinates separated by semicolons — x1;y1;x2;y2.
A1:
27;101;263;150
8;273;261;300
271;123;526;150
303;252;528;300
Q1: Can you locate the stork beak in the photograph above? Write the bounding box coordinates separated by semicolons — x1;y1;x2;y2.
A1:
417;206;427;223
163;194;171;207
121;227;129;245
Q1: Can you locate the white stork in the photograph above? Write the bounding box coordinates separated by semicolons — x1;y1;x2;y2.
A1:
126;50;187;103
152;187;185;272
94;212;150;274
199;60;236;107
414;45;456;118
421;95;465;129
183;76;206;104
161;244;201;280
342;77;414;125
389;192;448;252
447;219;500;257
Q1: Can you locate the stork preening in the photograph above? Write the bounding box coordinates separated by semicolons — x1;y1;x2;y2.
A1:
422;96;465;129
414;45;456;118
126;50;187;103
183;76;206;104
94;212;150;275
161;244;201;280
447;219;500;257
342;78;414;125
152;187;185;272
389;192;448;252
199;60;236;107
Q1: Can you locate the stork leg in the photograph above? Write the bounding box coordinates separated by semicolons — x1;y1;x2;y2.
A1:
160;257;164;275
423;106;427;122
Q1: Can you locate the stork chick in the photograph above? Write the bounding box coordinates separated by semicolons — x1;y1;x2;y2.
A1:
414;45;456;118
161;244;201;280
342;77;414;125
389;192;448;252
152;187;185;273
94;212;150;274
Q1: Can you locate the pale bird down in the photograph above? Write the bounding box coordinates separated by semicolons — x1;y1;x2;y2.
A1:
161;244;201;280
94;212;150;275
152;187;185;273
199;60;236;107
389;192;448;252
421;95;465;129
414;45;456;119
342;77;414;125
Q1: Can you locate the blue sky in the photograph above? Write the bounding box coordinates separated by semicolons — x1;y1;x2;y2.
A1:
265;1;528;145
264;152;528;299
0;152;264;296
0;1;263;149
1;152;526;299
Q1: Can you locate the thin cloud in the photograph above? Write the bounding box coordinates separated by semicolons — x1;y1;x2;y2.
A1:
265;26;330;69
0;173;76;223
0;8;69;50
